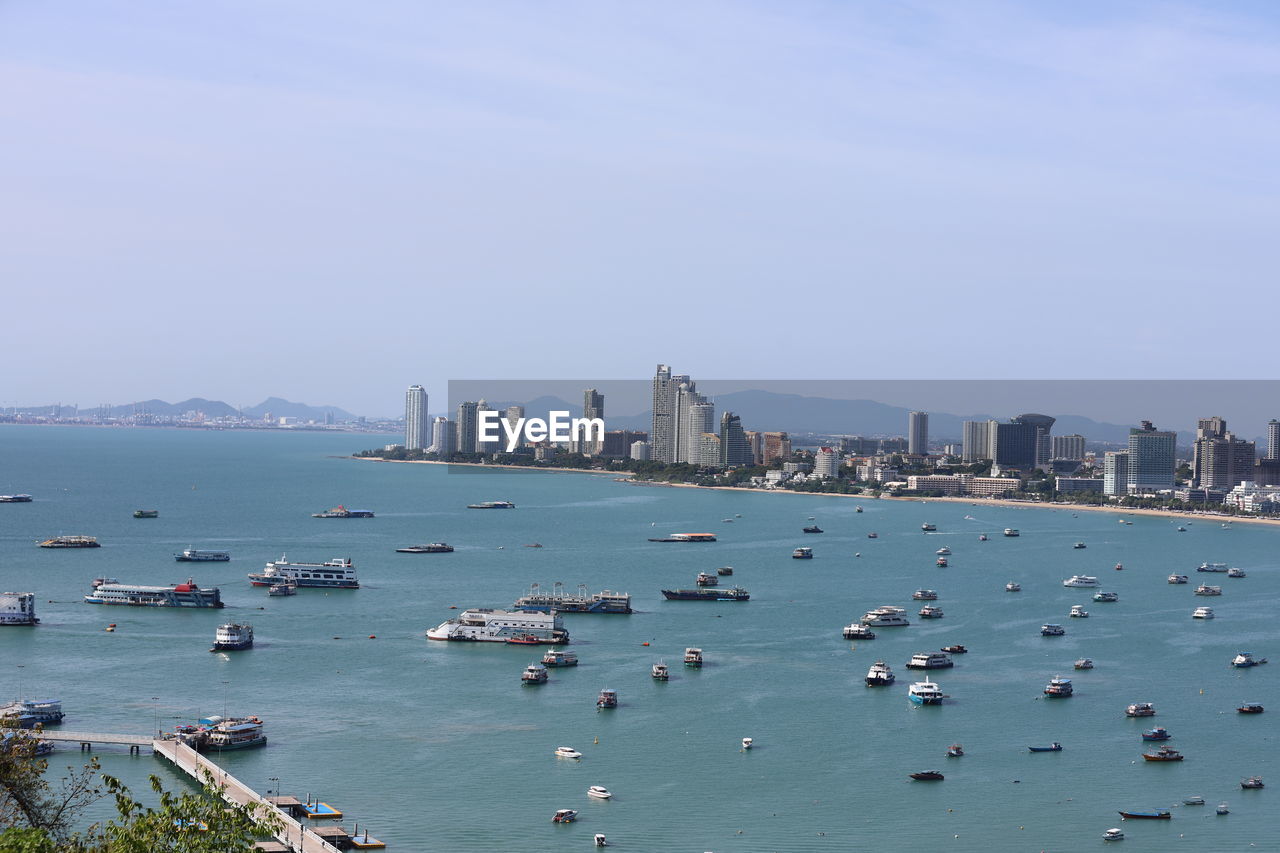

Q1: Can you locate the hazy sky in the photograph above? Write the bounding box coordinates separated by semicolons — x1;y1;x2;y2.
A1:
3;1;1277;416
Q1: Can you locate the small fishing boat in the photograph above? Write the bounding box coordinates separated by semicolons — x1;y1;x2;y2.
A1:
1241;776;1264;789
802;525;823;534
555;746;582;759
1005;582;1021;592
1142;745;1183;762
941;644;967;654
596;689;618;709
1216;803;1229;815
1117;809;1170;820
716;566;734;576
1074;658;1094;670
1182;796;1204;805
742;737;753;750
552;809;578;823
1126;703;1156;717
1028;743;1063;752
651;663;669;680
586;786;611;800
935;557;948;567
792;547;813;559
1141;727;1171;741
946;744;964;757
1237;703;1264;714
909;770;943;781
1103;828;1124;841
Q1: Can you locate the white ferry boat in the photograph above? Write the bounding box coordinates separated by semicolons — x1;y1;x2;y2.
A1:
1195;584;1222;596
1227;567;1246;578
918;605;944;619
1062;575;1099;588
865;661;895;686
906;652;953;670
861;606;910;627
211;623;253;651
85;578;223;608
908;680;945;705
1192;606;1215;619
175;549;231;562
248;556;358;589
0;592;39;625
427;608;568;644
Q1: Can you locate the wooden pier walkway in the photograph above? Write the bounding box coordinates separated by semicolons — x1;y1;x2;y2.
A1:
152;739;343;853
37;731;153;753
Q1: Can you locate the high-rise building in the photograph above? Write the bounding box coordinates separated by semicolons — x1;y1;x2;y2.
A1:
719;412;752;467
814;447;840;478
581;389;604;455
1050;434;1086;461
1268;419;1280;460
1103;451;1129;496
1127;421;1176;493
455;401;479;454
650;365;678;464
908;411;928;456
696;433;722;467
679;396;714;464
762;432;791;464
1192;418;1255;490
600;430;646;458
404;385;429;450
961;420;991;463
630;440;651;461
745;431;763;466
430;416;456;457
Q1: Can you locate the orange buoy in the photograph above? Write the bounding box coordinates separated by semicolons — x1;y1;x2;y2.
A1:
109;623;116;628
642;642;650;646
369;635;376;639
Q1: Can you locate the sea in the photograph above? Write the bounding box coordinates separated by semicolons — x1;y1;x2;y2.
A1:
0;424;1276;852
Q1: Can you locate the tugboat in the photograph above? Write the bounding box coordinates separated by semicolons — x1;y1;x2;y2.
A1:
864;661;895;686
651;662;669;680
210;623;253;651
596;689;618;709
521;663;549;685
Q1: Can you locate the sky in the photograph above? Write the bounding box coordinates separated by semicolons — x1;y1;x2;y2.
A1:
2;1;1277;417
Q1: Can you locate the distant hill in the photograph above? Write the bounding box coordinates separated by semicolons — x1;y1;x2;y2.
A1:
9;396;357;422
241;397;357;422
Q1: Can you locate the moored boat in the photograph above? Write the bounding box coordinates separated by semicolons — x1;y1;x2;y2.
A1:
515;583;632;613
596;689;617;709
695;572;719;586
0;592;39;626
175;549;230;562
1238;702;1264;714
0;699;64;727
199;716;267;751
1241;776;1264;789
267;580;296;596
865;661;894;686
912;589;938;600
1074;658;1094;670
1126;702;1156;717
311;505;374;518
906;652;952;670
1232;652;1266;668
1028;742;1063;752
941;644;967;654
1093;591;1118;602
1044;677;1073;697
907;680;944;705
651;662;669;680
85;578;223;608
684;647;703;668
542;650;578;667
133;510;159;518
554;746;582;759
918;605;944;619
210;623;253;651
551;809;578;823
1142;727;1170;741
249;556;358;589
1192;606;1215;619
716;566;733;576
1103;828;1124;841
586;786;611;800
862;606;910;627
935;557;948;567
428;608;568;644
1117;809;1170;820
1142;745;1183;761
1069;605;1089;618
843;623;876;640
1227;567;1246;578
1168;574;1189;584
792;547;813;559
1198;562;1229;573
468;501;516;509
1194;584;1221;596
946;744;964;757
521;663;549;684
1005;582;1021;592
1063;575;1099;588
802;525;823;534
1040;624;1065;636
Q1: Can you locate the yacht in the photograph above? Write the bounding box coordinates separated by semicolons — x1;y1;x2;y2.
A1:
907;680;945;705
1168;574;1189;584
1198;562;1229;573
1062;575;1099;588
175;549;231;562
596;689;618;709
586;786;612;800
918;605;944;619
542;650;578;667
85;578;223;608
1044;677;1073;697
695;572;719;586
1194;584;1221;596
1093;591;1118;602
1074;658;1094;670
1192;606;1215;619
555;746;582;759
248;556;359;589
1041;624;1065;636
0;592;39;625
1232;652;1266;668
1103;828;1124;841
861;607;910;627
921;523;936;532
684;648;703;668
521;663;549;684
1069;605;1089;618
1005;582;1021;592
912;589;938;601
792;547;813;559
906;652;953;670
865;661;895;686
935;546;951;555
651;663;669;680
843;623;876;640
210;623;253;651
1126;702;1156;717
1003;528;1019;537
427;609;569;644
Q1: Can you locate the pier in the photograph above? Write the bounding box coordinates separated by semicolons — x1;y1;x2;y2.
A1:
36;730;153;755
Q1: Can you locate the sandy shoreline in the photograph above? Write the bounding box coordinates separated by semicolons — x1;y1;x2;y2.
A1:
355;456;1280;528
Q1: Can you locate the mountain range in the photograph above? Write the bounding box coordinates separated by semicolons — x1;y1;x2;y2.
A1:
13;397;357;422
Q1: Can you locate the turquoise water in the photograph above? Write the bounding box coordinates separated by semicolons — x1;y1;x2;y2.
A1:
1;425;1277;852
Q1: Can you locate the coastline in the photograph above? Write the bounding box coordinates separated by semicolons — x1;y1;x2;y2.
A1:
356;456;1280;528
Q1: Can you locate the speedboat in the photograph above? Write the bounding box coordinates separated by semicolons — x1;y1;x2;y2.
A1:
1142;745;1183;762
1028;743;1063;752
595;833;608;847
1237;703;1264;714
906;652;953;670
918;605;944;619
586;786;612;800
1141;727;1170;741
1182;796;1204;805
1044;677;1073;697
1168;574;1189;584
935;546;951;555
742;737;753;750
865;661;895;686
521;663;549;684
1005;582;1021;592
912;589;938;600
907;680;944;705
651;663;669;680
555;746;582;759
1093;591;1118;602
1074;658;1094;670
1114;562;1124;571
1241;776;1264;789
1194;584;1221;596
552;809;578;823
1103;828;1124;841
1227;567;1246;578
946;744;964;757
1232;652;1266;668
843;623;876;640
1069;605;1089;618
867;532;878;539
921;523;937;532
978;533;988;541
1041;624;1065;636
802;525;823;534
1072;542;1086;549
1062;575;1099;588
1126;703;1156;717
1192;606;1215;619
909;770;943;781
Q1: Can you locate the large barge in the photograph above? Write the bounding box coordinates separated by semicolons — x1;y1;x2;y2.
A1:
648;533;717;543
513;583;632;614
248;556;359;589
84;578;224;608
661;587;750;601
427;609;569;644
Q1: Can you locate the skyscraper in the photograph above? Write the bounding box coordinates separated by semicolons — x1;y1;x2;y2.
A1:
696;433;722;467
650;365;678;464
404;385;429;450
961;420;991;463
1127;421;1176;493
455;401;479;454
681;400;715;463
719;411;752;467
1192;417;1255;490
581;389;604;455
1268;419;1280;460
908;411;928;456
431;416;456;457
